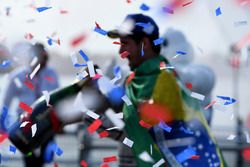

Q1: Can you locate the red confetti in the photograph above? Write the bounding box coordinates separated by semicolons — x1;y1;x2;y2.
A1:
125;72;135;85
54;162;58;167
139;120;152;129
24;33;34;40
92;74;102;80
101;164;110;167
99;131;109;138
204;100;216;110
185;82;193;90
80;160;88;167
113;41;122;45
24;80;34;90
87;119;102;134
45;76;54;82
103;156;117;163
242;148;250;161
70;34;86;47
182;1;193;7
0;133;8;143
190;155;200;159
60;10;68;14
120;51;130;59
95;22;101;29
19;102;33;113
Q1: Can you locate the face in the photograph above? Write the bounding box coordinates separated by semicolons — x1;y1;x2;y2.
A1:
119;36;143;70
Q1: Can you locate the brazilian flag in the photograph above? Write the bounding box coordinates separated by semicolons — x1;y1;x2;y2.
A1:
122;55;227;167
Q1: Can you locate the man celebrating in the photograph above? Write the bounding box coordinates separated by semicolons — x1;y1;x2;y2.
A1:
107;13;227;167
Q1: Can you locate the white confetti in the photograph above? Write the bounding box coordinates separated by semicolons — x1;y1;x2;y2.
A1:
105;109;125;129
31;124;37;137
153;158;165;167
123;137;134;148
76;70;88;80
30;56;38;67
20;121;30;128
29;64;41;80
42;90;50;106
227;134;236;140
122;95;132;106
14;78;22;88
114;112;123;119
139;151;154;162
190;92;205;101
70;52;78;65
86;110;100;120
150;144;153;155
244;131;250;143
87;61;95;77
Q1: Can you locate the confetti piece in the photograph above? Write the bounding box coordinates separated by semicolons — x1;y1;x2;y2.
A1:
227;134;236;140
140;3;150;11
80;160;88;167
86;110;100;119
31;124;37;137
24;80;34;90
42;91;50;106
105;109;125;129
110;66;121;84
71;34;86;47
179;126;194;135
101;164;110;167
190;92;205;101
19;102;33;113
30;56;38;67
0;134;8;143
20;121;31;128
190;155;200;159
54;162;58;167
182;1;193;7
14;78;22;88
163;7;174;14
87;119;102;134
56;147;63;156
45;76;54;82
47;37;53;46
120;51;130;59
158;121;172;133
103;156;117;163
1;106;8;132
176;51;187;55
123;137;134;148
86;61;95;77
141;43;144;56
244;131;250;143
94;27;107;36
36;7;52;12
76;70;88;80
99;131;109;138
216;96;236;105
139;120;152;129
176;147;196;163
26;152;32;157
185;83;192;90
24;33;33;40
0;60;11;68
204;100;216;110
60;9;68;14
126;72;135;85
29;64;41;80
79;50;89;62
153;38;164;46
114;112;123;119
121;95;132;106
153;158;165;167
95;22;101;29
139;151;153;162
9;145;16;154
150;144;153;155
234;21;248;27
113;41;122;45
215;7;222;16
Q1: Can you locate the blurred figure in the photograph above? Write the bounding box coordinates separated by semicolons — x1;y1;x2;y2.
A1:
161;28;216;125
1;43;59;167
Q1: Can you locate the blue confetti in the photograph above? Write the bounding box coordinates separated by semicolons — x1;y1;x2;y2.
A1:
153;38;164;46
217;96;236;105
140;3;150;11
56;147;63;156
176;51;187;55
179;127;194;135
79;50;89;62
215;7;221;16
176;147;196;163
158;121;172;133
9;145;16;154
47;37;53;46
141;48;144;56
94;27;107;36
0;106;8;132
74;64;87;67
36;7;52;13
0;60;11;68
